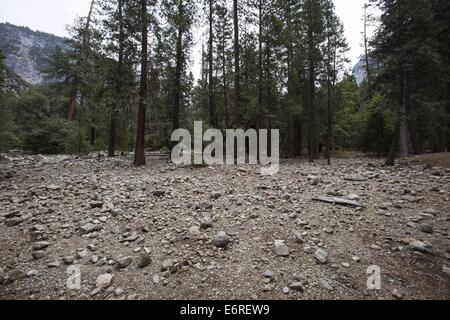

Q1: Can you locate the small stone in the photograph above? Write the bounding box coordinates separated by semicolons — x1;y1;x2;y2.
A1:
320;278;334;291
90;255;99;264
200;216;213;230
161;259;174;271
263;270;274;279
152;190;166;197
313;249;328;264
342;262;350;268
32;251;45;260
76;250;89;259
152;275;161;284
352;256;361;262
274;240;290;257
189;226;201;236
90;201;104;209
443;265;450;276
289;282;304;292
392;289;403;300
282;287;290;294
79;223;102;234
293;231;304;244
419;224;433;234
96;273;114;289
371;244;381;250
63;256;75;265
27;270;39;277
410;241;433;254
137;253;152;269
32;241;50;251
9;270;26;281
47;261;61;268
213;232;230;249
348;194;360;201
196;201;213;210
117;257;133;269
111;208;124;217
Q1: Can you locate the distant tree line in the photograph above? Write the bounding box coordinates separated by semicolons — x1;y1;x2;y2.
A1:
0;0;448;166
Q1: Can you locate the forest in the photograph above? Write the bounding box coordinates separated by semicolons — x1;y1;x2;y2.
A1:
0;0;447;165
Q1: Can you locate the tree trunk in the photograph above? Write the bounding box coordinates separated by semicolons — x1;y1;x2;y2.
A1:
172;0;183;146
258;0;263;117
134;0;148;166
233;0;241;128
67;0;96;121
398;69;409;158
326;79;332;165
108;0;124;158
307;29;316;162
386;121;400;166
208;0;216;128
363;3;372;96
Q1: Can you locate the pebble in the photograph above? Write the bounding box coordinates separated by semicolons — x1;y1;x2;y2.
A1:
117;257;133;269
289;282;304;292
137;253;152;269
313;249;328;264
274;240;290;257
213;232;230;248
96;273;114;289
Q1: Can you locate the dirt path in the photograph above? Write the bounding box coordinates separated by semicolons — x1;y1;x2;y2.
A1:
0;154;449;300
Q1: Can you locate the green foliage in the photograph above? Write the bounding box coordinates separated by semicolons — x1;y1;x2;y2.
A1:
23;117;90;155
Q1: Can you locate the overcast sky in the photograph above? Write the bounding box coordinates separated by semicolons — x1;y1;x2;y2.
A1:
0;0;376;77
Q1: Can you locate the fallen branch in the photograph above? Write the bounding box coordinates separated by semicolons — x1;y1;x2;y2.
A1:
312;196;364;208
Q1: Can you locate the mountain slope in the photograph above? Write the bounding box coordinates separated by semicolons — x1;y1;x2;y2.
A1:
0;23;66;87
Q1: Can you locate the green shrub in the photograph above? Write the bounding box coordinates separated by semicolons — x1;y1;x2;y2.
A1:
23;117;89;155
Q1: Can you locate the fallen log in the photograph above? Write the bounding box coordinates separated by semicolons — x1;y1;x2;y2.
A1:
312;196;364;208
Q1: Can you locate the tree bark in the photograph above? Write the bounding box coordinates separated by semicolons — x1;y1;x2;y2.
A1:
233;0;241;128
108;0;124;157
134;0;148;166
398;69;409;158
172;0;183;145
208;0;216;128
67;0;96;121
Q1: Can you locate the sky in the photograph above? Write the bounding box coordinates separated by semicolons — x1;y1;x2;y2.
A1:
0;0;376;77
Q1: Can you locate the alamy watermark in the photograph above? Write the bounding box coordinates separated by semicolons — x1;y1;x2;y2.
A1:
171;121;280;175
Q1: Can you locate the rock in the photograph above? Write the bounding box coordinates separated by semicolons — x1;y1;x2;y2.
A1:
9;270;26;282
0;267;5;283
274;240;290;257
90;201;104;209
320;278;334;291
161;259;174;271
419;224;433;234
422;208;439;216
47;261;61;268
196;201;213;210
27;270;39;277
410;241;433;254
293;231;305;244
117;257;133;269
392;289;403;300
96;273;114;289
289;282;304;292
111;208;124;217
79;223;102;234
263;270;275;279
152;275;161;284
348;194;360;201
137;253;152;269
77;250;89;259
313;249;328;264
443;265;450;276
211;192;221;200
189;226;201;236
32;251;45;260
200;216;213;229
282;287;290;294
5;217;24;227
63;256;75;265
213;232;230;248
152;190;166;197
